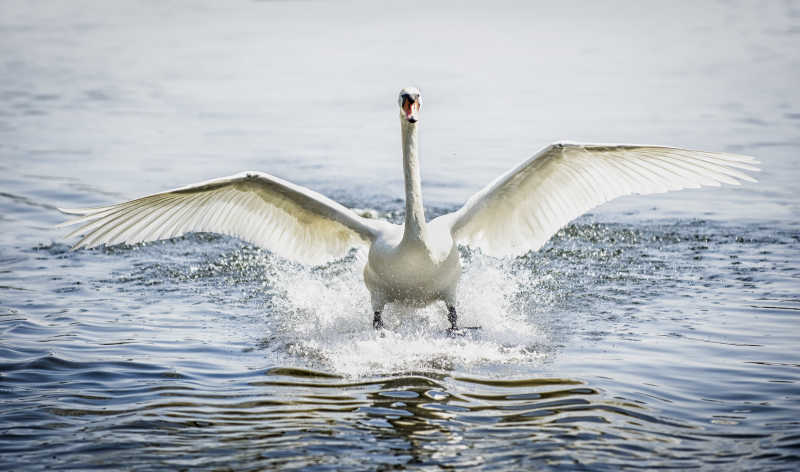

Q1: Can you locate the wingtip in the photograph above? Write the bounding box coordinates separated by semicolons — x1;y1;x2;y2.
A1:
733;155;760;167
54;219;78;229
57;207;86;215
57;205;113;216
54;215;88;229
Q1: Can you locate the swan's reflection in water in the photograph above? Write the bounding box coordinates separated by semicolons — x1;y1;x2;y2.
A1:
225;369;700;469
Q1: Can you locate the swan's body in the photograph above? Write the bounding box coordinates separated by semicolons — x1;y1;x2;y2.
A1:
59;87;759;331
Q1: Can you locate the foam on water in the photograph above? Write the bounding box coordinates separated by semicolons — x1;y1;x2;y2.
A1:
264;253;548;377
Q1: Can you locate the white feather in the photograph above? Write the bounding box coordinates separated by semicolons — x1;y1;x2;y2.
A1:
441;142;759;258
58;171;380;265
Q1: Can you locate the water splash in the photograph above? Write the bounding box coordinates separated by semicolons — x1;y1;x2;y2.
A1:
265;253;550;377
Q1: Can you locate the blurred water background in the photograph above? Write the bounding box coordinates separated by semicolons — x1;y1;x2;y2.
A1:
1;0;799;469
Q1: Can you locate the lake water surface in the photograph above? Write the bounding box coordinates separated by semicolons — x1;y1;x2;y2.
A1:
1;1;799;470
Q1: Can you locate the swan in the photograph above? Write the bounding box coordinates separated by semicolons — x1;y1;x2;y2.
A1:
58;87;759;333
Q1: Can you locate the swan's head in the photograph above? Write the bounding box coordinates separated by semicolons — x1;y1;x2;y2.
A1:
398;87;421;124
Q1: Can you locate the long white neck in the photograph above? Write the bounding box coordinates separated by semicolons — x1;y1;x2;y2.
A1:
401;118;427;243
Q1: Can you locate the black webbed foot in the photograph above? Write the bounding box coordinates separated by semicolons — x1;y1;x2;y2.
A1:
446;306;480;336
373;311;384;330
447;305;458;330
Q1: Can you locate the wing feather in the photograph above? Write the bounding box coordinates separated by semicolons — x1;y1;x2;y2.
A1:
75;195;177;246
442;142;758;258
59;171;380;265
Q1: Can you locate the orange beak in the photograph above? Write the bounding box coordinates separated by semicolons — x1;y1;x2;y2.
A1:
402;97;420;123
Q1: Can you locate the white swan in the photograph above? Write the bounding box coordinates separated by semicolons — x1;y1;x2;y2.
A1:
59;87;759;332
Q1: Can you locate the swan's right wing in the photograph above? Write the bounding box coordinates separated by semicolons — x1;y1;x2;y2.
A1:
58;171;381;265
442;142;759;258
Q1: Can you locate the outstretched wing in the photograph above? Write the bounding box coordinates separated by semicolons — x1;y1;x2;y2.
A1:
441;142;759;258
58;171;381;265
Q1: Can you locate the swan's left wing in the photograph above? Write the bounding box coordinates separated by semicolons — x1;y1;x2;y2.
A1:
439;142;759;258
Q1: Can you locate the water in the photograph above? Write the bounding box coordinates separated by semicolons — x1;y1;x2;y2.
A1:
1;0;799;469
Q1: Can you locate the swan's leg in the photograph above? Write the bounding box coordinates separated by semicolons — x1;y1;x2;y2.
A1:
369;293;386;330
447;305;458;330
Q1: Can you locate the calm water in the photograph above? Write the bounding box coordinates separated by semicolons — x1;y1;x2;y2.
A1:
2;1;799;470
